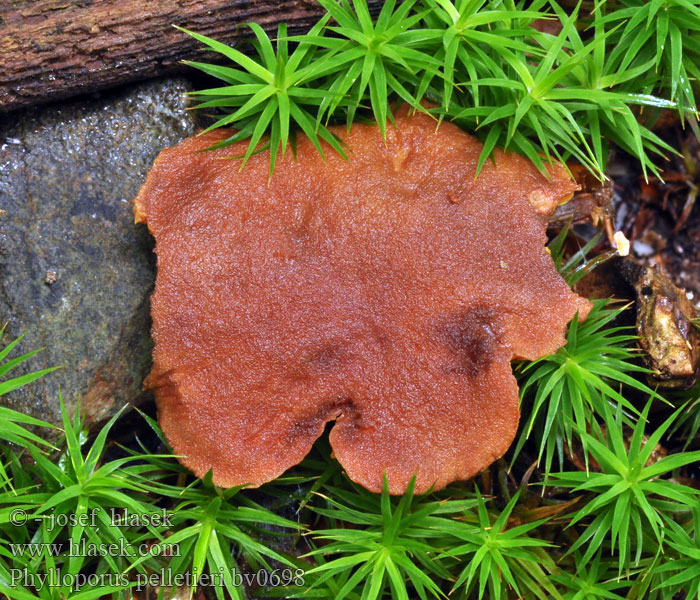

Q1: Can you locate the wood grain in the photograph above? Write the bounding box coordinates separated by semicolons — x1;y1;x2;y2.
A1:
0;0;381;112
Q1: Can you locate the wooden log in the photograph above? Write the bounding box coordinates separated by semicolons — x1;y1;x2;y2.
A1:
0;0;382;113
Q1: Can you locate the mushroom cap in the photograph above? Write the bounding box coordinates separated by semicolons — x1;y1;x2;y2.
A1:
134;107;590;494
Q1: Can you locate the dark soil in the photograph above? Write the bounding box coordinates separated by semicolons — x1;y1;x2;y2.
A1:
612;123;700;310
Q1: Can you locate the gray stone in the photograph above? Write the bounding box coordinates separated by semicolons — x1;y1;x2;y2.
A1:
0;78;198;430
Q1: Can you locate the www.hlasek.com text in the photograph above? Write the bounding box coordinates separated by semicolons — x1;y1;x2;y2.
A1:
9;536;179;559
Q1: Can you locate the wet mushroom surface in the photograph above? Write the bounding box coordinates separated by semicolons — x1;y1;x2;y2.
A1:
134;107;591;494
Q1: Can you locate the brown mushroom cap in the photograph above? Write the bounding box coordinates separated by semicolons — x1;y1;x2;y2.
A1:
134;107;590;494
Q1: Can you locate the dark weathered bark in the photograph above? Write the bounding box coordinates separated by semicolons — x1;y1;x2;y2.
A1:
0;0;382;113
